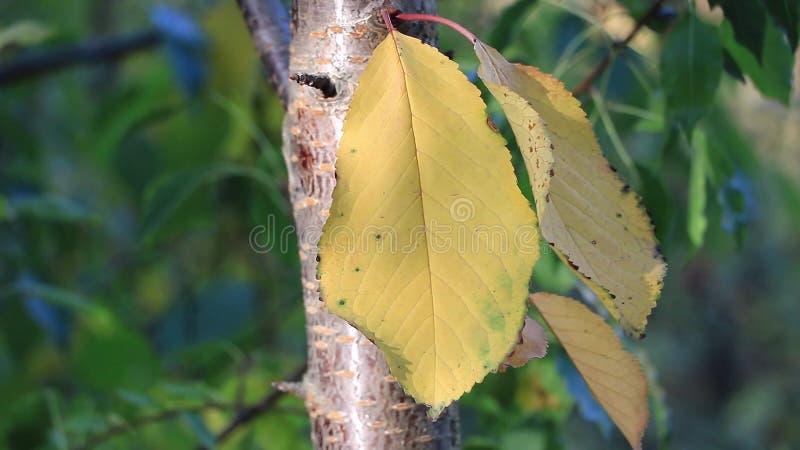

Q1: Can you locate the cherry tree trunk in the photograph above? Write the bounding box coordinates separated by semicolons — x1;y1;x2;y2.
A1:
282;1;460;448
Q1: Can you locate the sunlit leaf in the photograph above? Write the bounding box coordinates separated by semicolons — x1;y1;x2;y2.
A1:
318;31;539;417
475;40;666;337
531;293;648;450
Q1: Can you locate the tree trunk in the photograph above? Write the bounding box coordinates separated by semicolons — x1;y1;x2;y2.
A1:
281;1;460;449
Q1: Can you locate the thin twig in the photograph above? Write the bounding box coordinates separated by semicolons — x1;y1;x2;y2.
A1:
76;362;306;450
205;363;307;447
571;0;665;97
74;401;234;450
0;29;162;87
236;0;291;108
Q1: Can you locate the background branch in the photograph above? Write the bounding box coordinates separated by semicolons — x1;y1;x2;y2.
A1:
0;29;162;87
74;401;234;450
204;363;307;448
75;365;305;450
571;0;666;97
236;0;291;108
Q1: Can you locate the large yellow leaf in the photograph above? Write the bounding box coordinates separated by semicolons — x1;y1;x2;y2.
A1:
531;293;648;449
475;41;666;337
318;32;539;417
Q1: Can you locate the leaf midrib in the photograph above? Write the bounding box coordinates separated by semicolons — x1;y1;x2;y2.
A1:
388;31;441;404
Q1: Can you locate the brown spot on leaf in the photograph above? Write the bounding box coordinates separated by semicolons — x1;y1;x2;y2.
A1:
487;116;499;132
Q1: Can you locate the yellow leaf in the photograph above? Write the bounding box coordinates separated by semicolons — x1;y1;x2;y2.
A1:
531;293;648;449
502;317;547;369
318;32;539;417
475;41;666;337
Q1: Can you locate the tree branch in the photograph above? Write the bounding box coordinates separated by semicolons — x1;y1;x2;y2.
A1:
236;0;291;108
74;401;234;450
74;364;305;450
0;29;162;87
571;0;666;97
206;363;306;447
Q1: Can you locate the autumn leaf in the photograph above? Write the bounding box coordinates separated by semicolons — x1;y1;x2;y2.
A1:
318;31;539;417
502;316;548;369
475;40;666;337
531;292;648;450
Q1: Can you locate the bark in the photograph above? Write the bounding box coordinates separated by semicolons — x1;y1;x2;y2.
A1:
236;0;291;106
282;1;460;448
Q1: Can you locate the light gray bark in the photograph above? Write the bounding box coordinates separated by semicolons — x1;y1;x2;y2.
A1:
281;1;460;449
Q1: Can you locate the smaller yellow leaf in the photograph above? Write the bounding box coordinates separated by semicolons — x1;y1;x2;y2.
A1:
502;316;547;369
531;292;648;450
475;40;666;337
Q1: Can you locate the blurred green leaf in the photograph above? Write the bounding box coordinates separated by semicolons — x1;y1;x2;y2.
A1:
71;319;159;391
140;163;284;241
463;436;499;450
43;389;69;450
154;382;220;405
761;0;799;52
6;279;101;315
615;0;648;16
718;17;794;104
660;13;723;130
116;390;157;408
709;0;767;62
7;194;96;224
514;352;573;422
639;352;672;450
181;412;216;448
0;20;52;52
687;127;709;248
0;392;49;449
637;164;673;245
532;244;577;295
500;430;546;450
488;0;537;50
0;196;13;221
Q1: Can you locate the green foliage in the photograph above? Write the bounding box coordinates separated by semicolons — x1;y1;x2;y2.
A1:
719;17;795;104
687;127;709;248
709;0;768;62
660;12;722;130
